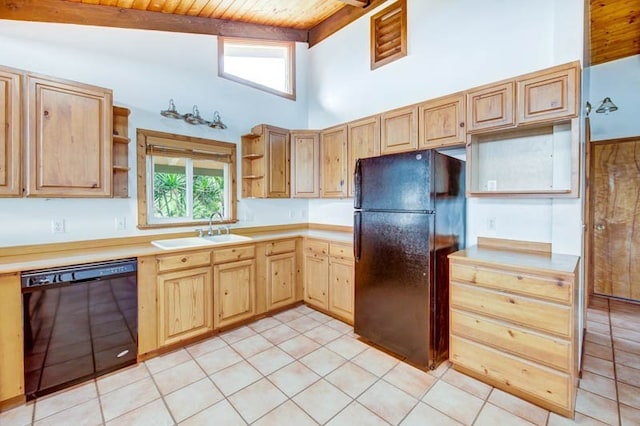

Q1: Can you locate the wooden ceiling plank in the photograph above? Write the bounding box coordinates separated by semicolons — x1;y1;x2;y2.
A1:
220;0;254;21
0;0;308;42
131;0;153;9
115;0;136;8
195;0;220;17
207;0;236;18
339;0;369;7
308;0;387;47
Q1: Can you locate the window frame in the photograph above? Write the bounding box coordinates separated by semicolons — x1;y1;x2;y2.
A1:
136;128;237;229
218;36;296;100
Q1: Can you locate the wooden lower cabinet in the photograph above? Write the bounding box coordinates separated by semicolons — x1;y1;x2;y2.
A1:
213;245;256;328
304;239;354;323
449;240;579;418
157;267;213;348
0;273;24;406
266;239;297;310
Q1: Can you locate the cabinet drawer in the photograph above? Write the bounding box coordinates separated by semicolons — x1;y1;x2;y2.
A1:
266;239;296;256
213;245;256;264
451;262;572;304
157;251;211;273
304;240;329;256
329;242;353;259
450;282;571;337
451;309;571;371
450;335;571;411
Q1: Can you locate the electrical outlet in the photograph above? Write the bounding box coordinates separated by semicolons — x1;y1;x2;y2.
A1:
487;180;497;191
300;209;308;220
289;210;296;219
115;217;126;231
487;217;497;231
51;219;66;234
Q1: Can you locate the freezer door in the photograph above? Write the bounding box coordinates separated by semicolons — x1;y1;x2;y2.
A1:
355;150;434;212
354;210;435;367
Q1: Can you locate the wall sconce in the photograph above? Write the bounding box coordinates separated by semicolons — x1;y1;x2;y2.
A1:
160;99;227;129
595;97;618;114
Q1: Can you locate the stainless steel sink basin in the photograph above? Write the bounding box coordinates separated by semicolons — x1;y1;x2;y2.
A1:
151;234;252;250
201;234;252;243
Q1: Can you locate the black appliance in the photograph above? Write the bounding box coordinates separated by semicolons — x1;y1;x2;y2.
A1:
21;258;138;400
353;149;465;369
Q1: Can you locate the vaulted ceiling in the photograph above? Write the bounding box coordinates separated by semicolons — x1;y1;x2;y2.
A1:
0;0;638;62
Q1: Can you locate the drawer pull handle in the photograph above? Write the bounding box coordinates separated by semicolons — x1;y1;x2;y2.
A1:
181;258;187;263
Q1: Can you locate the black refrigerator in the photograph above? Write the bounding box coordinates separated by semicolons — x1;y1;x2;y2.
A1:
353;149;465;369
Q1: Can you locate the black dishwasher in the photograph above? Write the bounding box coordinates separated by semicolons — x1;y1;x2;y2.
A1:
21;258;138;400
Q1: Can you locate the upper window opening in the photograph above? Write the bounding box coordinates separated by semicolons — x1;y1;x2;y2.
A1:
219;37;296;100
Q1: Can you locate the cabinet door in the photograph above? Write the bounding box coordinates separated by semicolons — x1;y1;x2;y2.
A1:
329;257;354;323
517;66;578;124
320;124;348;198
347;116;380;197
157;267;213;347
0;273;23;403
304;254;329;310
266;252;296;311
418;94;465;149
380;105;418;155
0;67;22;197
466;82;515;132
26;75;113;197
291;131;320;198
266;126;290;198
214;259;256;328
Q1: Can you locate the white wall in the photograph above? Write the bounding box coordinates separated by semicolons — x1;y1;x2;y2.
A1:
307;0;585;256
587;54;640;141
0;20;310;247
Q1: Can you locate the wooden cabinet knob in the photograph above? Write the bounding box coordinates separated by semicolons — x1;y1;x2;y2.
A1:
44;110;50;118
181;257;187;263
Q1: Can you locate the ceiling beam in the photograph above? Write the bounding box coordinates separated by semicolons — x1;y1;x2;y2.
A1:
0;0;308;43
308;0;387;47
338;0;370;7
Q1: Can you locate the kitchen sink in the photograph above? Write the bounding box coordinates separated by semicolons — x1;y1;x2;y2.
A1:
201;234;252;243
151;234;252;250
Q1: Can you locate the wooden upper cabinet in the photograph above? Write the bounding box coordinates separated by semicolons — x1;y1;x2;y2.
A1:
26;74;113;197
347;115;380;197
242;124;290;198
466;81;515;132
418;94;465;149
0;67;22;197
320;124;348;198
380;105;418;155
517;63;578;125
290;130;320;198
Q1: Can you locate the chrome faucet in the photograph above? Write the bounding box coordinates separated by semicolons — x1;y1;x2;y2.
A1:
208;211;224;236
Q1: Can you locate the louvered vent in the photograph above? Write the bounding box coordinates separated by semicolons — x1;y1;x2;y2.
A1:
370;0;407;70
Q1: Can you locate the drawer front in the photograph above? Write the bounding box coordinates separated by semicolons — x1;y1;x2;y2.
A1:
451;282;571;337
451;262;572;304
157;251;211;273
213;245;256;264
451;309;571;371
266;239;296;256
450;335;571;411
329;242;353;259
304;240;329;256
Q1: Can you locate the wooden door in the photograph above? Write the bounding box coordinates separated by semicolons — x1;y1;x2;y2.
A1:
329;257;354;323
467;81;515;132
592;138;640;300
380;105;418;154
320;124;348;198
304;254;329;309
0;67;22;197
517;64;578;125
26;74;112;197
266;126;290;198
347;115;380;197
266;252;296;310
291;131;320;198
157;267;213;347
418;94;465;149
214;259;256;327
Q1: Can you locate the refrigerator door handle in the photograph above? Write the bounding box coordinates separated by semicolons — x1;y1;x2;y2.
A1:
354;159;362;209
354;211;362;262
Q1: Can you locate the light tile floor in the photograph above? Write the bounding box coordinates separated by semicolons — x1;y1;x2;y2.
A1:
2;299;640;425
